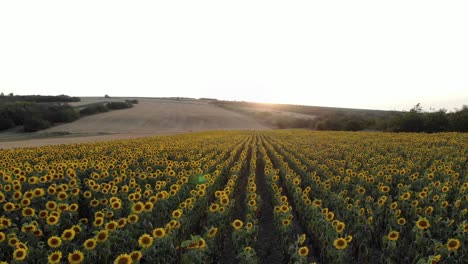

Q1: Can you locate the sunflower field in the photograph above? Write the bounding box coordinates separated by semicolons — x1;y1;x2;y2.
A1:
0;130;466;264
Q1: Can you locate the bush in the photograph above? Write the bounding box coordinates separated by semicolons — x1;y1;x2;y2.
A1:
80;104;109;116
0;116;15;131
125;99;139;104
449;106;468;132
23;116;51;132
106;102;133;110
45;104;80;123
425;110;450;133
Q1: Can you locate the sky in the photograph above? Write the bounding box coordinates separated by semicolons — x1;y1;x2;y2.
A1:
0;1;467;111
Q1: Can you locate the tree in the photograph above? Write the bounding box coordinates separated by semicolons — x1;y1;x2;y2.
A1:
449;105;468;132
425;110;449;133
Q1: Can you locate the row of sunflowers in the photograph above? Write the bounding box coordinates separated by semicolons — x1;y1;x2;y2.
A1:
0;130;466;263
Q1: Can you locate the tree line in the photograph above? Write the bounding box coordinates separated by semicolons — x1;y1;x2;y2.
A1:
0;95;138;132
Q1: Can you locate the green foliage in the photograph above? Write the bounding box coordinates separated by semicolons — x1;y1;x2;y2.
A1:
0;94;80;103
0;115;15;130
23;116;52;132
106;101;133;110
125;99;139;104
79;103;109;116
449;106;468;132
0;101;80;132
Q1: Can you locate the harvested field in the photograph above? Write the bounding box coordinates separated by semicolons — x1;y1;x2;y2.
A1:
0;98;269;149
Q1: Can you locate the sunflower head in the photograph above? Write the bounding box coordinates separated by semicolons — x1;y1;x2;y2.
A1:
48;251;62;264
96;230;109;242
152;228;166;239
114;254;132;264
297;246;309;257
84;238;97;250
47;236;62;248
333;238;348;250
61;229;76;241
416;218;430;230
138;234;153;248
446;238;461;251
67;250;84;264
388;231;399;241
172;209;183;219
232;219;243;230
130;251;143;261
207;227;218;238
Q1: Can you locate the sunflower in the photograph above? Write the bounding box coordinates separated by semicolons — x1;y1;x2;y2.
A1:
326;212;335;221
47;215;59;226
144;202;153;211
335;222;345;233
84;238;97;250
127;214;139;223
169;220;180;229
39;210;49;219
298;234;306;244
138;234;153;248
67;250;84;264
48;251;62;264
298;246;309;257
357;187;366;195
13;248;27;261
114;254;133;264
333;238;348;250
209;203;219;213
345;235;353;242
416;218;430;230
0;232;5;242
207;227;218;238
388;231;399;241
3;202;16;212
16;242;28;250
397;218;407;225
425;206;434;215
96;230;109;243
72;225;82;233
22;207;35;217
69;204;79;212
282;219;291;226
197;238;206;249
400;192;411;200
130;251;143;261
446;238;460;251
117;218;127;228
232;219;243;230
220;196;229;206
61;229;76;241
105;221;118;231
172;209;183;219
48;236;62;248
131;202;144;214
152;228;166;239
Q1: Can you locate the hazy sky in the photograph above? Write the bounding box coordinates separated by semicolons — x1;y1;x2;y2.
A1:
1;1;467;111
